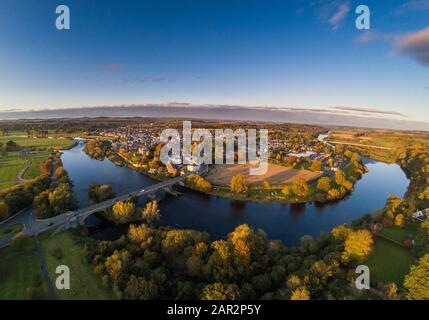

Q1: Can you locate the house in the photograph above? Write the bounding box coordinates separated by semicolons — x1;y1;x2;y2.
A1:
186;156;200;173
412;209;428;222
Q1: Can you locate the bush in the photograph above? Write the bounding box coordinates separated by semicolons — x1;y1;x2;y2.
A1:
52;247;63;260
31;275;43;288
11;232;30;249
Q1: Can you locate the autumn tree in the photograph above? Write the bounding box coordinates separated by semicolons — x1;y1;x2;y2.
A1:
282;185;290;197
334;170;346;186
327;188;342;201
0;201;10;221
420;219;429;238
54;166;65;178
88;183;116;205
201;283;240;300
387;282;398;300
188;175;212;192
110;201;137;224
142;200;160;224
341;229;374;263
310;160;322;172
128;223;153;245
39;159;52;175
404;254;429;300
317;177;331;192
230;175;248;193
418;187;429;201
228;224;267;275
394;214;405;227
290;179;309;198
262;181;271;189
331;224;352;242
290;286;310;300
124;275;158;300
104;249;129;281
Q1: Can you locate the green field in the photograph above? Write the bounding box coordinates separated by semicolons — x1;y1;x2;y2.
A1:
0;135;75;190
0;237;49;300
0;224;23;240
366;238;413;287
0;152;49;190
40;232;116;300
0;136;75;150
0;155;26;189
381;223;419;244
22;154;50;179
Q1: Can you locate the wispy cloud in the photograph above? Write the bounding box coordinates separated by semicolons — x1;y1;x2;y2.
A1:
328;2;350;31
396;27;429;65
123;76;171;84
356;32;398;44
357;27;429;66
299;0;350;31
2;104;427;131
395;0;429;14
96;63;127;74
331;106;406;117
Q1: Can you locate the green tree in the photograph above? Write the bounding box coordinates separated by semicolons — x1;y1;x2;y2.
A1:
88;184;116;205
421;219;429;238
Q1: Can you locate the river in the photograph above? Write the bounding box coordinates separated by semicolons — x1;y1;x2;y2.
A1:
61;143;409;246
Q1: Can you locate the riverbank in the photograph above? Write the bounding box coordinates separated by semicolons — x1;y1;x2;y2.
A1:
106;148;367;204
62;143;409;246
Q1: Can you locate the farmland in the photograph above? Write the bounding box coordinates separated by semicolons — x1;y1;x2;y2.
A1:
206;163;322;187
0;136;75;190
0;136;75;150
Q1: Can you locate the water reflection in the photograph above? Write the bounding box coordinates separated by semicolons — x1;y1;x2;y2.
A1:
61;144;410;246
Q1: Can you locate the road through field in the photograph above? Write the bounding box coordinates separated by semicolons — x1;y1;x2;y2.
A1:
327;141;393;150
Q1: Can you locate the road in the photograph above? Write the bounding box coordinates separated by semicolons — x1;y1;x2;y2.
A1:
0;209;35;248
17;160;31;183
0;171;194;248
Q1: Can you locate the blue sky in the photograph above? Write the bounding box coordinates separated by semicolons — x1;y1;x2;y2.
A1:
0;0;428;122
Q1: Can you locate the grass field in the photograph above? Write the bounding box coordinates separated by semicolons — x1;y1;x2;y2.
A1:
0;237;49;300
0;155;26;189
0;135;75;190
381;223;419;244
22;154;50;179
206;163;322;187
40;232;116;300
366;238;413;287
0;152;49;190
0;136;75;150
0;224;23;240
